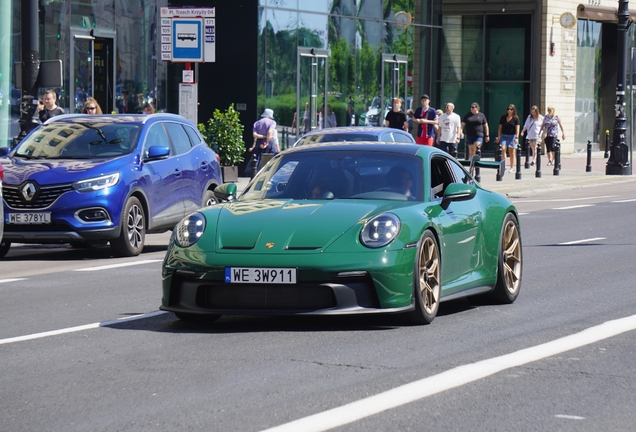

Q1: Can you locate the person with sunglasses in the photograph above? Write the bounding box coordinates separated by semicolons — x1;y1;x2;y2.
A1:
82;98;103;114
496;104;520;173
461;102;490;159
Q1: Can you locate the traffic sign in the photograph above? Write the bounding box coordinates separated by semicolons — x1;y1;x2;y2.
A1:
160;7;215;63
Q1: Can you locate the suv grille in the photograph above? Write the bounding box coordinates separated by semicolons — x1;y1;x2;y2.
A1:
3;183;74;210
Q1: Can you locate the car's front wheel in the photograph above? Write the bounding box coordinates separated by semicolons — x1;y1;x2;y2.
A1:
492;212;522;303
404;230;441;325
110;196;145;257
0;241;11;258
202;189;219;207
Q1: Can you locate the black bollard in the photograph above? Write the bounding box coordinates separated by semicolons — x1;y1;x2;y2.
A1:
515;143;522;180
553;139;560;176
281;128;287;150
494;143;502;162
604;130;610;158
535;147;542;178
586;139;592;172
250;153;258;180
524;138;530;169
474;146;481;183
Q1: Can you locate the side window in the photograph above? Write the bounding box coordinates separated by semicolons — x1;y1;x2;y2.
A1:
430;157;456;199
184;125;203;147
394;132;413;143
143;123;171;159
448;159;473;184
165;122;192;155
380;132;395;142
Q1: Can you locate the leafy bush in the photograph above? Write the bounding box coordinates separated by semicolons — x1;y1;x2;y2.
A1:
198;104;245;166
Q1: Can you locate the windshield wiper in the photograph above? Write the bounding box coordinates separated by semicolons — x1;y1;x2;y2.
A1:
80;122;108;144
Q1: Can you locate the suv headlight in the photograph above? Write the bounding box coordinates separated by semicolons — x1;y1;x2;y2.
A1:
73;173;121;192
174;212;206;248
360;213;401;248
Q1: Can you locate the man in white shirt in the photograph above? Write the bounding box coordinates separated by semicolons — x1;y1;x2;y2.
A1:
436;102;462;158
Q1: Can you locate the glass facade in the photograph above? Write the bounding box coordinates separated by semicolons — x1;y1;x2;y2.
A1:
256;1;443;135
575;19;601;148
438;14;531;153
1;0;167;147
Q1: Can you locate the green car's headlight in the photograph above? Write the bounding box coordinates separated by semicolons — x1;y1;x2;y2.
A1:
73;173;121;192
174;212;206;248
360;213;401;248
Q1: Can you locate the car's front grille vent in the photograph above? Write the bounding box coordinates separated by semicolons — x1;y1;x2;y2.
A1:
3;183;74;210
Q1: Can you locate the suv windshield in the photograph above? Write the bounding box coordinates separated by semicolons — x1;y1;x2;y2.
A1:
15;122;141;159
241;150;423;202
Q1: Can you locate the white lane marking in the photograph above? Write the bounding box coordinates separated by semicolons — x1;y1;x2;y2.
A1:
554;415;586;420
0;278;26;284
0;311;167;345
559;237;606;245
611;198;636;203
553;204;594;210
74;259;163;272
261;314;636;432
514;196;615;203
517;212;529;216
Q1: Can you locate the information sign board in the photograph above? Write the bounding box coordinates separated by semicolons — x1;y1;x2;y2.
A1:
160;7;215;63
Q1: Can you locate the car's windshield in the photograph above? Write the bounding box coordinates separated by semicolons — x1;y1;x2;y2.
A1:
14;122;141;159
241;150;423;202
294;133;379;147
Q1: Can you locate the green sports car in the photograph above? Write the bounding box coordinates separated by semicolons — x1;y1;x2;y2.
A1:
161;143;522;325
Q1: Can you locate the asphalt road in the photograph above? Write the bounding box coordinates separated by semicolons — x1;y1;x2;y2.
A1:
1;183;636;431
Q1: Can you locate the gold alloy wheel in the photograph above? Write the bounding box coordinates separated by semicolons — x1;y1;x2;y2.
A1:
501;219;522;295
418;236;441;315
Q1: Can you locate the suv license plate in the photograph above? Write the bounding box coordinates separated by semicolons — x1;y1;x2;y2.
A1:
225;267;297;284
8;212;52;224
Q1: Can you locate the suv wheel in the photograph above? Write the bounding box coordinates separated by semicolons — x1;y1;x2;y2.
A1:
110;197;145;257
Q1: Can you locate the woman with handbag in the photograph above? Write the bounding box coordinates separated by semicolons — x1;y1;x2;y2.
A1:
541;106;566;166
521;105;544;167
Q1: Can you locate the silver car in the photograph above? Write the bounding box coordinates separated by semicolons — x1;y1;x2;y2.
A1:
293;126;416;147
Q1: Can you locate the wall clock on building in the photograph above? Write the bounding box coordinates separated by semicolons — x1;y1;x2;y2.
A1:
560;12;576;28
394;11;412;29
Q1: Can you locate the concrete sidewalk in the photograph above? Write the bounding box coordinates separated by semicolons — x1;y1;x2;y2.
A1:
232;151;636;197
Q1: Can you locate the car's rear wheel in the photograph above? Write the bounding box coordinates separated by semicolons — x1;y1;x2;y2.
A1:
492;213;522;303
175;312;222;324
0;241;11;258
404;230;441;325
202;189;219;207
110;197;145;257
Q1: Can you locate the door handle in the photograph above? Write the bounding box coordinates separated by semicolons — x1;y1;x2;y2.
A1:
200;161;209;170
174;168;182;177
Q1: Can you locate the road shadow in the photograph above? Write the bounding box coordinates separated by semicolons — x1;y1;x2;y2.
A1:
105;299;477;334
1;242;168;262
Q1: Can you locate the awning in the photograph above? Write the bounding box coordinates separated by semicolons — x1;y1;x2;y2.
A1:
577;4;636;22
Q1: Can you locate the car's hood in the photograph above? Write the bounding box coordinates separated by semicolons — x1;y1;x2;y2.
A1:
212;199;391;252
0;156;130;185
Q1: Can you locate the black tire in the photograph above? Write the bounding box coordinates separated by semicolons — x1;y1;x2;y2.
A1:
202;189;219;207
175;312;222;324
0;241;11;258
491;212;522;304
403;230;441;325
110;196;146;257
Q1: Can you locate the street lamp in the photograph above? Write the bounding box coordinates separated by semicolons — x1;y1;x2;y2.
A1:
606;0;631;175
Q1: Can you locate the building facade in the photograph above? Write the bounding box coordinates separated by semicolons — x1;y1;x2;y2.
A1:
1;0;635;157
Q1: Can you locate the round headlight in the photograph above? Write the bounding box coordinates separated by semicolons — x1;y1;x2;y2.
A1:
174;212;206;248
360;213;401;248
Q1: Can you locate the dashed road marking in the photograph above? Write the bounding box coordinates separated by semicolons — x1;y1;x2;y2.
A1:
558;237;606;245
74;259;163;272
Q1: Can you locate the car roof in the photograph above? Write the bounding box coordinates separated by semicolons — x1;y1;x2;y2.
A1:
42;113;194;126
282;141;442;157
300;126;407;137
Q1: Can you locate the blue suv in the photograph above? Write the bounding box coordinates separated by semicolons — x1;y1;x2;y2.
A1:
0;114;222;257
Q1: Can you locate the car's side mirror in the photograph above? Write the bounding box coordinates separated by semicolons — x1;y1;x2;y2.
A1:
214;182;238;202
441;183;476;208
146;146;170;160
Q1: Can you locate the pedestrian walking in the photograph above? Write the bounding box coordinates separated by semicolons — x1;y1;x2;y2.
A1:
541;106;565;166
413;94;438;145
249;108;277;170
436;102;462;158
38;90;64;122
520;105;544;167
461;102;490;159
385;98;408;131
496;104;520;172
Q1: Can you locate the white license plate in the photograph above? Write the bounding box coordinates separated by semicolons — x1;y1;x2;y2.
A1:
225;267;297;284
8;212;52;224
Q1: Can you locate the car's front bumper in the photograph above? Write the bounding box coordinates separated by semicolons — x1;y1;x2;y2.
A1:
161;246;417;316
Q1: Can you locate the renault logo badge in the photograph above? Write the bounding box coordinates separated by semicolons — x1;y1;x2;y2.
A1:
21;182;37;202
266;242;275;249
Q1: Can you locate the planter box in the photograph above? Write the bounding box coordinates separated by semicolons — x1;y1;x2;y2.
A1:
221;165;239;183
